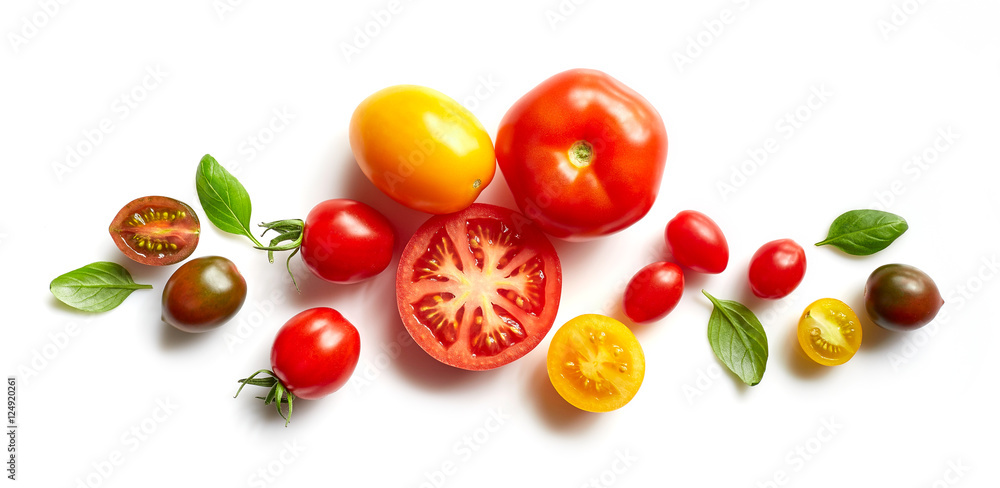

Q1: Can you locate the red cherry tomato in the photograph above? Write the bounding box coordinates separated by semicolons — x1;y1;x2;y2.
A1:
235;307;361;425
397;203;562;370
664;210;729;274
298;199;395;284
271;308;361;399
623;262;684;323
495;69;668;240
748;239;807;299
109;196;200;266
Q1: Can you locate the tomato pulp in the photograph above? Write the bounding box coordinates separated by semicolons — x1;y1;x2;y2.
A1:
495;69;668;240
396;204;562;370
109;196;200;266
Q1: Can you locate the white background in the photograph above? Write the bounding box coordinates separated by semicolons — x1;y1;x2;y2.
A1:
2;1;999;487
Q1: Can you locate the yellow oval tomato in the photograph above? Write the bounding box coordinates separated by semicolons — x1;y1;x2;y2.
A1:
547;314;645;412
797;298;863;366
349;85;496;214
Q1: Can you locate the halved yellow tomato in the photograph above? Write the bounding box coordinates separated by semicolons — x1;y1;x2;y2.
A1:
547;314;645;412
797;298;862;366
349;85;496;214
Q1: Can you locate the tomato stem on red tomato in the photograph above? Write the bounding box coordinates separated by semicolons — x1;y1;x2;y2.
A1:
235;369;296;427
568;140;594;168
254;218;306;291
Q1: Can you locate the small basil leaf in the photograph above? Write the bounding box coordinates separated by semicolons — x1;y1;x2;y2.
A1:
50;262;153;313
195;154;260;245
703;291;768;386
815;209;907;256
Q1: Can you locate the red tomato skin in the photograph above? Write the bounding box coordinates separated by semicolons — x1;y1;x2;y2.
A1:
270;308;361;400
300;199;395;284
748;239;807;299
495;69;668;240
664;210;729;274
623;262;685;323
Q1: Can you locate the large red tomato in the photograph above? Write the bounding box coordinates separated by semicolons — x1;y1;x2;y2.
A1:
396;204;562;370
495;69;668;240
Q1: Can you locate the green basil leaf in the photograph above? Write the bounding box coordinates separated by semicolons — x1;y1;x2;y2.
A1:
815;209;907;256
703;291;768;386
195;154;261;245
50;262;153;312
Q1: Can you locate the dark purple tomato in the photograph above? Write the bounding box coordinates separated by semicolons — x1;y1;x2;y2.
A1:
162;256;247;332
864;264;943;331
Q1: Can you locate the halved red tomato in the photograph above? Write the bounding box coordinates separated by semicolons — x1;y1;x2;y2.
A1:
109;196;201;266
396;204;562;370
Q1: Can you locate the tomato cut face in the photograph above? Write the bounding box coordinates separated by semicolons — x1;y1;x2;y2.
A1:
547;314;645;412
397;204;562;370
797;298;862;366
109;196;200;266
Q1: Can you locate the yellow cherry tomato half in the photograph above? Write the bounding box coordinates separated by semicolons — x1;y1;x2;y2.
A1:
797;298;863;366
349;85;496;214
547;314;645;412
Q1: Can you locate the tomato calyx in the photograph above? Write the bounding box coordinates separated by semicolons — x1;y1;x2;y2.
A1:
568;140;594;168
255;218;307;290
234;369;296;426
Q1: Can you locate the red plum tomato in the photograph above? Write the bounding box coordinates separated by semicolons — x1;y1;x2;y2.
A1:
748;239;806;299
665;210;729;274
623;262;684;323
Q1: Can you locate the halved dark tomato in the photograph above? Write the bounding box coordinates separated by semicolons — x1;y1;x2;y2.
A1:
397;204;562;370
109;196;201;266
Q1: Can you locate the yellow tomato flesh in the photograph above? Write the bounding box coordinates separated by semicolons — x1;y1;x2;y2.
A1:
349;85;496;214
547;314;645;412
797;298;862;366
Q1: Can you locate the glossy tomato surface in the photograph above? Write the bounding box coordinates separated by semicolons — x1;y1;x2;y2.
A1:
623;262;684;323
547;314;645;412
397;204;562;370
748;239;806;299
300;199;395;284
271;308;361;400
864;264;943;331
495;69;668;240
665;210;729;274
109;196;200;266
162;256;247;332
350;85;496;214
797;298;862;366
